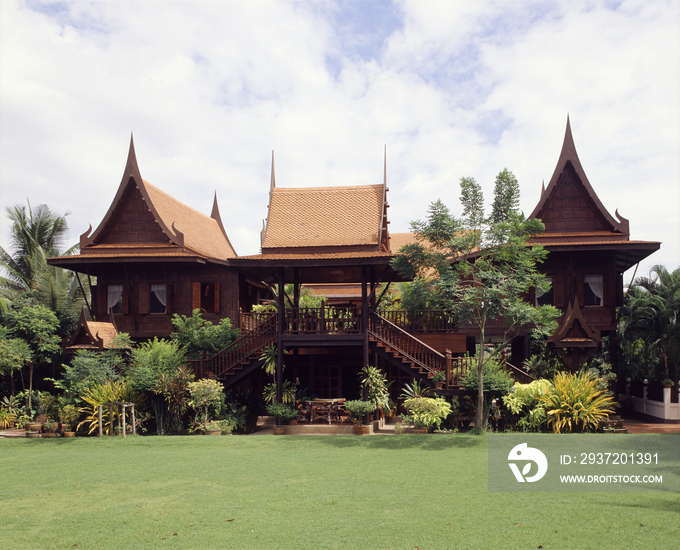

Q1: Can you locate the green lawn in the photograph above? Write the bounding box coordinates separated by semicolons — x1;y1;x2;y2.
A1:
1;434;678;549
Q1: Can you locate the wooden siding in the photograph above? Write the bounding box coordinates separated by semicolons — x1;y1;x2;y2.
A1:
101;185;171;245
93;264;240;338
540;166;609;233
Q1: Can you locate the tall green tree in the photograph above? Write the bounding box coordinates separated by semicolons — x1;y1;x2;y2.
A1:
2;298;62;410
393;170;560;429
0;201;86;331
621;265;679;384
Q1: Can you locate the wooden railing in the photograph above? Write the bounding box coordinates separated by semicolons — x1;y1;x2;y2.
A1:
505;362;536;385
378;310;457;333
190;313;277;379
369;311;446;376
283;307;361;335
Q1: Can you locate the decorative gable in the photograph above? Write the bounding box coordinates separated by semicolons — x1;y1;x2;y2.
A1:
97;184;171;245
529;116;629;236
537;162;611;233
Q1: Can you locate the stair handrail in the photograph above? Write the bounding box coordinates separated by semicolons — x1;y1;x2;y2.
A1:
369;311;446;376
504;361;536;385
199;312;278;379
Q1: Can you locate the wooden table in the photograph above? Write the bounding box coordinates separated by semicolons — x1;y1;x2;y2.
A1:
306;399;346;424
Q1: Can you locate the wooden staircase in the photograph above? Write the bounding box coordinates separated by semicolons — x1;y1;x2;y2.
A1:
190;313;277;385
368;311;449;385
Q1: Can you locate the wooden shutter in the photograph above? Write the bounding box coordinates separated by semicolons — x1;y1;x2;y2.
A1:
96;285;107;317
576;276;584;307
192;282;201;312
554;275;564;308
122;286;129;315
603;273;612;307
616;274;624;307
166;284;173;314
139;283;149;314
213;282;220;313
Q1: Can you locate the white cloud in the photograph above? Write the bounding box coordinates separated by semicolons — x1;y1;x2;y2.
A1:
0;0;677;285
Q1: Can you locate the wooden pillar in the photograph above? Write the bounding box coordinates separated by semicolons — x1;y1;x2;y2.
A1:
117;402;122;436
122;405;127;438
445;349;452;389
131;404;136;435
277;268;284;403
362;266;369;370
98;405;103;437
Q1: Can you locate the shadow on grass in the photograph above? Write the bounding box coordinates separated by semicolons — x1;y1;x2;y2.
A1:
314;433;486;451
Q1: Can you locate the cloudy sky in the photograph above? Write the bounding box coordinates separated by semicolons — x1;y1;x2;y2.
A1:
1;0;678;284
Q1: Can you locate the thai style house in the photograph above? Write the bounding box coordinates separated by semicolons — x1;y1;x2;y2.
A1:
49;118;660;402
524;117;660;371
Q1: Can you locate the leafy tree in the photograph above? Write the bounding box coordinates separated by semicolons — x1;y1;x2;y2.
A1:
2;299;62;411
127;338;189;435
462;358;514;428
0;328;33;395
393;170;560;429
170;309;239;359
48;334;131;407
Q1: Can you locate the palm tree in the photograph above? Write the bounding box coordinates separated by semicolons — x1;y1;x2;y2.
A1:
0;202;70;289
0;201;85;330
623;266;680;383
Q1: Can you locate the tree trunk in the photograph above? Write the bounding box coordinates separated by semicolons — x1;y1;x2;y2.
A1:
475;326;485;430
28;363;34;413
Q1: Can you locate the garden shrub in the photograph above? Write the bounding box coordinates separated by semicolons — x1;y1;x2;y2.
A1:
402;396;452;431
539;371;615;433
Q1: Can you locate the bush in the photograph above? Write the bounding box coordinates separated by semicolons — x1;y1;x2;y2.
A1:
402;397;452;431
170;309;239;359
539;372;615;433
343;400;376;425
188;378;225;429
503;379;553;432
266;403;297;426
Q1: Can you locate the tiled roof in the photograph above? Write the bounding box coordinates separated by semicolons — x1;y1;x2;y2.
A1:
237;250;393;261
388;232;418;252
143;180;237;259
85;321;120;347
262;185;385;249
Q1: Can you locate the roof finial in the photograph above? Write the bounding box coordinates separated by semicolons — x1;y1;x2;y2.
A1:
270;150;276;192
383;145;387;187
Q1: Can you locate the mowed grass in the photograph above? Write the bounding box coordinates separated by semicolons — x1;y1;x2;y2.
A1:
1;434;678;550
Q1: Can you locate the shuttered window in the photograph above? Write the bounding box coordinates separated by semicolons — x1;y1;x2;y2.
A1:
192;282;220;313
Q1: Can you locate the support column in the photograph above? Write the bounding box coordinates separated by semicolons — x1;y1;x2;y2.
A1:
362;266;369;369
277;268;284;403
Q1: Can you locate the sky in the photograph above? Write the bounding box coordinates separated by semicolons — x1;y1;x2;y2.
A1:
1;0;678;286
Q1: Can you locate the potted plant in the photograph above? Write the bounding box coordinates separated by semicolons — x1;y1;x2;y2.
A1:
204;420;223;436
662;379;674;388
59;405;80;437
266;403;297;435
42;419;59;437
343;400;376;435
432;369;446;389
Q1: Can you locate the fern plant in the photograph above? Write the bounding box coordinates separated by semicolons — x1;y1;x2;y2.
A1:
539;372;615;433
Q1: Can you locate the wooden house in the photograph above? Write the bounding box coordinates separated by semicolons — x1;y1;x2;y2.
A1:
50;118;660;401
49;137;262;339
522;117;660;370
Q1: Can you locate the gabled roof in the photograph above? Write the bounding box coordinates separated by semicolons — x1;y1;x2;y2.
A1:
528;117;660;272
530;116;629;235
63;308;120;352
548;296;601;348
260;152;390;252
79;136;237;260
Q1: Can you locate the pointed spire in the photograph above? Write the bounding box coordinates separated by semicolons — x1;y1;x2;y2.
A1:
123;132;144;186
270;150;276;192
383;145;387;188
